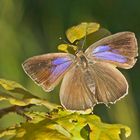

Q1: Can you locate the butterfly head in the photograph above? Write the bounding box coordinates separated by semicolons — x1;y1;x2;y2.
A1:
76;50;88;69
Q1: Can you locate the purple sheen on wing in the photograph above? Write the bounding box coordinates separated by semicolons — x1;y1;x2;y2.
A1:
112;49;119;53
52;57;71;65
50;61;72;81
93;45;110;54
94;51;127;63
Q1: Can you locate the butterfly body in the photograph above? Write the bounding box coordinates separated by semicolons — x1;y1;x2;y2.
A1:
22;32;138;111
75;50;89;70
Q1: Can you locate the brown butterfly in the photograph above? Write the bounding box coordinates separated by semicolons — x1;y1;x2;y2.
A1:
22;32;138;111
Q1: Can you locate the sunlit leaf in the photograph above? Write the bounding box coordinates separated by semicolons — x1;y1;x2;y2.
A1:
10;120;69;140
0;79;25;91
53;110;131;140
58;44;69;53
86;114;131;140
66;22;100;43
0;109;131;140
0;79;58;109
0;78;36;99
0;95;58;110
58;44;77;54
48;124;71;138
0;129;16;139
24;112;47;123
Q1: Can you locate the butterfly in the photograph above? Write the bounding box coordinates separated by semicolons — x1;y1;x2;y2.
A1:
22;30;138;111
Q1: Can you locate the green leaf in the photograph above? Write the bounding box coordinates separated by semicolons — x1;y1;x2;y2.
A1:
0;78;131;140
24;112;47;123
52;110;131;140
0;79;25;91
0;129;16;139
57;44;77;54
0;109;131;140
10;120;69;140
0;112;26;130
66;22;100;43
0;78;36;100
80;124;90;140
0;78;58;109
86;114;131;140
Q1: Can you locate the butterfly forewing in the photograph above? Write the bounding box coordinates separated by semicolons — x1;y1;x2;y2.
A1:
22;53;75;92
90;62;128;104
86;32;138;69
60;65;96;111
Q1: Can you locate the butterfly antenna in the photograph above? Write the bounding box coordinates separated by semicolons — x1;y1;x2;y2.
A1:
81;24;88;50
59;37;77;52
59;37;70;44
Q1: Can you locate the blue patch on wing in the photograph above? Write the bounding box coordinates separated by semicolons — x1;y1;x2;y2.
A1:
52;57;71;65
52;61;72;76
93;45;110;53
50;60;73;81
93;45;127;63
94;52;127;63
50;57;73;80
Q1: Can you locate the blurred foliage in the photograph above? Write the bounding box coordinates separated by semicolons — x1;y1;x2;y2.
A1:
0;0;140;140
0;78;59;110
0;79;131;140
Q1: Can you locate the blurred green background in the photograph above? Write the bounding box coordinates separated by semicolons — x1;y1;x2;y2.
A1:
0;0;140;139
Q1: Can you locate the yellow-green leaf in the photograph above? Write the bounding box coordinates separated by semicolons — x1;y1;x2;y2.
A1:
0;112;26;131
51;110;131;140
58;44;78;54
0;95;58;110
0;129;16;138
0;79;25;91
0;78;35;99
86;115;131;140
58;44;69;52
57;113;87;140
0;109;131;140
24;112;47;123
66;22;100;43
0;79;58;109
11;120;69;140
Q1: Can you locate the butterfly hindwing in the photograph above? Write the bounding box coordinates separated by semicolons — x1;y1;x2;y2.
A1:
22;53;75;92
86;32;138;69
60;65;97;110
90;62;128;104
